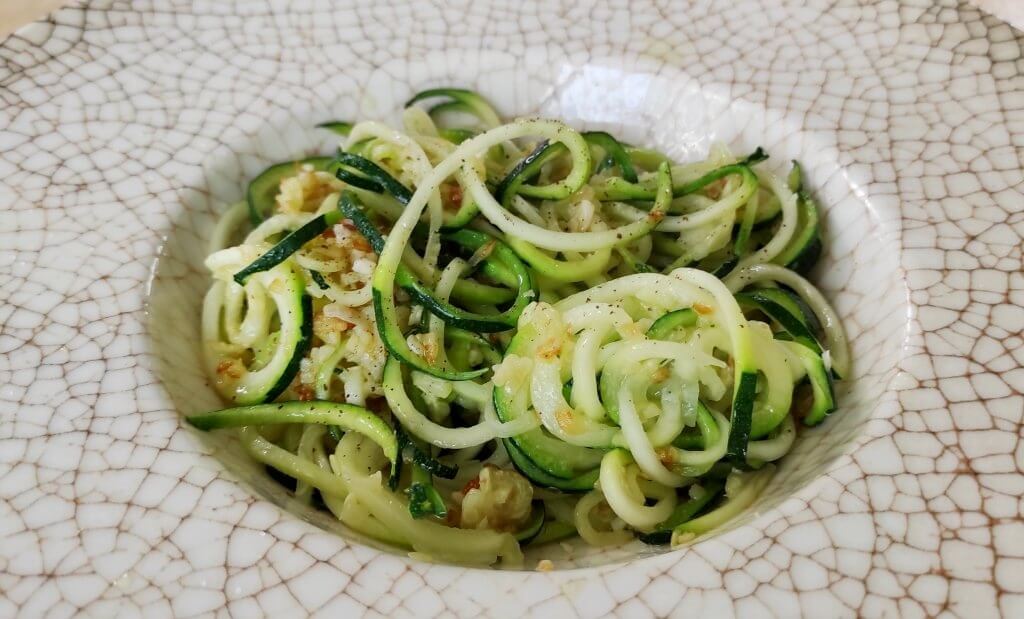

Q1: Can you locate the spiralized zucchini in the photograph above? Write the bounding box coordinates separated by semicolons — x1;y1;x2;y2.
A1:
188;89;850;567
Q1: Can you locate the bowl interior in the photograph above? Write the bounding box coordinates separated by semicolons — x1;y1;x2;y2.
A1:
149;54;909;569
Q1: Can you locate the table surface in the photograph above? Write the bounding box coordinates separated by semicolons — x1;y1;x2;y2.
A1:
1;0;67;41
3;0;1024;41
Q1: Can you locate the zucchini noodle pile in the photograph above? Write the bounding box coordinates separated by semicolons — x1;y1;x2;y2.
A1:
189;89;849;567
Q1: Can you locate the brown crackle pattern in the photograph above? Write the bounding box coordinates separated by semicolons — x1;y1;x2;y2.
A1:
1;0;1022;617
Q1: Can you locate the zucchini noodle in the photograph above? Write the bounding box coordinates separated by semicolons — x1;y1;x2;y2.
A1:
725;262;850;378
574;489;633;547
187;89;851;565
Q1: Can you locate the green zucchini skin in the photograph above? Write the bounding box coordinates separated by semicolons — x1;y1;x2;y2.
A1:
404;88;502;127
527;520;577;547
400;427;458;480
247;156;334;225
794;238;822;274
445;327;503;365
388;421;410;490
264;292;313;403
337;191;386;252
400;230;535;333
583;131;638;183
316;121;353;136
803;354;837;426
690;248;739;279
726;371;758;462
736;288;823;354
405;88;489;108
371;287;486;381
440;190;480;231
711;255;740;279
751;194;783;226
340;192;532;333
407;481;448;519
375;285;489;379
439;128;476;144
598;362;624;424
596;148;767;203
505;236;612;282
334;152;413;205
309;270;330;289
497;161;671;280
594;153;616;174
340;192;485;380
339;192;528;332
427;100;471;116
403;424;452;519
515;503;547;544
327;425;344;442
671;428;703;450
638;479;725;545
493;140;568;205
787;161;803;193
735;286;830;440
493;325;605;489
186;399;398;464
625;146;672;171
335;167;385;193
733;185;760;257
616;247;657;274
778;199;822;275
504;439;600;492
646;308;699;339
670;403;720;451
222;267;312;406
774;161;823;274
788;344;837;426
598;305;704;426
449;280;516;306
234;210;341;285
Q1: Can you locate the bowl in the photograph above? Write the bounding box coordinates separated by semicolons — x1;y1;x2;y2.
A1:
2;1;1022;616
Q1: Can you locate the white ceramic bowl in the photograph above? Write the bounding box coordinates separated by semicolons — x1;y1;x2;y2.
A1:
2;1;1022;616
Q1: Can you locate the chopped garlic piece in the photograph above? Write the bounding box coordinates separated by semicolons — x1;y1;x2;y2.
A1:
460;466;534;532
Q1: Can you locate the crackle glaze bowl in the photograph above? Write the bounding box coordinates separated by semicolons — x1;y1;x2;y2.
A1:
1;0;1023;617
